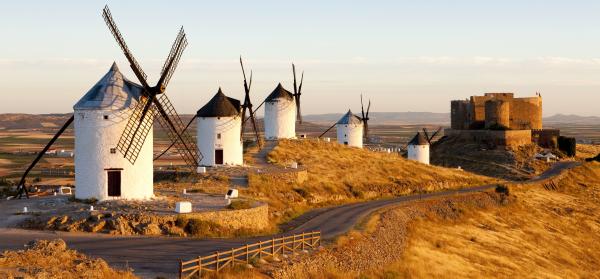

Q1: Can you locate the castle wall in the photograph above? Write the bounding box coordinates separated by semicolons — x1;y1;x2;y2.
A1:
451;93;542;131
444;129;532;147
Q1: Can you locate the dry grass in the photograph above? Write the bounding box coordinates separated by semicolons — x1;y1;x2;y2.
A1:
0;239;137;279
576;143;600;160
248;139;493;222
384;162;600;278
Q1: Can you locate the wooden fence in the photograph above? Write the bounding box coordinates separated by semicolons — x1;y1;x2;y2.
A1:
179;231;321;278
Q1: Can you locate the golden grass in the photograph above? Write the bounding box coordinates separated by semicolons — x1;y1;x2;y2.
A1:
576;143;600;160
383;162;600;278
247;139;494;223
0;239;137;279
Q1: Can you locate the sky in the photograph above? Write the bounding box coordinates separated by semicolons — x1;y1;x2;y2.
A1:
1;1;600;116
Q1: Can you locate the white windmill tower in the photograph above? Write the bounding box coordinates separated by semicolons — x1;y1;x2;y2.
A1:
263;64;304;140
335;110;364;147
263;83;297;140
196;88;243;166
407;132;430;165
73;63;154;200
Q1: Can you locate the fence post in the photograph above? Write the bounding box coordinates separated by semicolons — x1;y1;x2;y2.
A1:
292;234;296;252
216;251;220;272
231;248;235;267
302;233;305;250
259;242;262;259
246;244;249;263
197;256;202;278
178;259;183;279
272;237;275;256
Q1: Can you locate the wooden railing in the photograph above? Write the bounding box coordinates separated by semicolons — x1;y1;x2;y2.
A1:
179;231;321;278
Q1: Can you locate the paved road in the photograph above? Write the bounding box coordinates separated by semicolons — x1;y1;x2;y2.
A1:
0;161;580;278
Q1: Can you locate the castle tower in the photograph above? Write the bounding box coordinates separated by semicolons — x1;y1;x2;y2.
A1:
73;63;154;201
264;83;296;140
485;99;510;129
336;109;363;148
407;132;430;165
196;88;243;166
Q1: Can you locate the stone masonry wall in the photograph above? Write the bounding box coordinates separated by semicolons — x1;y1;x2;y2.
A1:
184;204;270;230
445;129;532;147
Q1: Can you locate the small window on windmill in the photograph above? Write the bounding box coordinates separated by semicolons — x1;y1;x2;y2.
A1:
217;133;221;139
103;115;109;120
110;148;117;154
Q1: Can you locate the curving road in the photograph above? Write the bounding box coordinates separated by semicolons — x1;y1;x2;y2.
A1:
0;161;579;278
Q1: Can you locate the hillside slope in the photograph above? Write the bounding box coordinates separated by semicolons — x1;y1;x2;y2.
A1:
245;139;494;223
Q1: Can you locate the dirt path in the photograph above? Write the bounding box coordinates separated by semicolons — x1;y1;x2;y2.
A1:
0;161;580;278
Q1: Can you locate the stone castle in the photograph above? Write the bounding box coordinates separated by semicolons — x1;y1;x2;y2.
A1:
450;92;542;130
446;92;553;147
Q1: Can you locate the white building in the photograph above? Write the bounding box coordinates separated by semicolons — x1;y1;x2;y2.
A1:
407;132;430;165
336;110;363;148
196;88;243;166
73;63;154;201
264;83;296;140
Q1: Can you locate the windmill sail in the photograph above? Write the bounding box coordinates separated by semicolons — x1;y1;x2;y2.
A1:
103;5;200;168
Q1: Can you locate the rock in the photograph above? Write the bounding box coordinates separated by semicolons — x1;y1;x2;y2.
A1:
245;264;254;269
271;256;281;262
84;220;106;233
140;223;162;235
167;226;186;237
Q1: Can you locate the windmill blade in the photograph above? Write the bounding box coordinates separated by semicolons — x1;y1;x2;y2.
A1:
14;115;74;199
102;6;149;88
243;99;266;125
429;127;442;142
296;71;303;123
116;96;157;164
153;94;201;168
360;94;365;119
366;99;371;117
154;115;195;161
318;122;337;138
422;128;431;144
157;27;188;90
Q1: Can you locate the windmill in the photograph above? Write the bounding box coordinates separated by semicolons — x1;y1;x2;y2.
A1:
422;127;442;144
292;64;304;123
239;57;261;146
102;6;200;168
360;94;371;142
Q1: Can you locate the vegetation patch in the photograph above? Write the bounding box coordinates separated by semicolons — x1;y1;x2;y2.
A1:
0;239;137;279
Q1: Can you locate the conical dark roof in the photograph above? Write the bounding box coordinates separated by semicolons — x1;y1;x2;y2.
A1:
265;83;294;102
408;132;429;145
336;109;363;125
196;88;241;117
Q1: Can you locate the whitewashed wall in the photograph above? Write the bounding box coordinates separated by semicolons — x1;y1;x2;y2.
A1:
197;116;243;166
264;99;296;140
74;109;154;201
408;144;430;165
336;123;363;148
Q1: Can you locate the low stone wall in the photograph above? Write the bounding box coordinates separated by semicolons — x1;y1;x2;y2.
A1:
183;204;270;230
445;129;531;147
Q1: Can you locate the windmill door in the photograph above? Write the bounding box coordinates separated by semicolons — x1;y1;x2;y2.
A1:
215;149;224;165
107;170;121;197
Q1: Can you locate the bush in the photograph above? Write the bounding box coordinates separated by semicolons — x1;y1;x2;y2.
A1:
227;200;252;210
495;184;510;195
185;219;224;236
